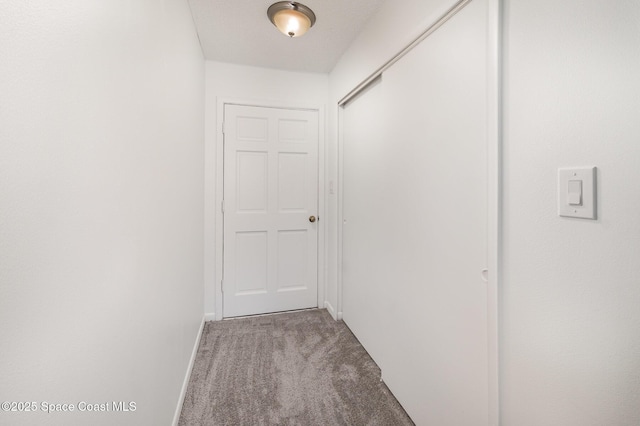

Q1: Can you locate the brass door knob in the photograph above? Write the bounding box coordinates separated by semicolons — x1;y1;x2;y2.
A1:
309;216;316;223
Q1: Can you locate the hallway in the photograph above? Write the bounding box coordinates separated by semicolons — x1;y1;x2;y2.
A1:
2;1;640;425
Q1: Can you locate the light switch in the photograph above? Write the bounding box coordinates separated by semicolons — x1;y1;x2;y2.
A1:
558;167;597;219
567;180;582;206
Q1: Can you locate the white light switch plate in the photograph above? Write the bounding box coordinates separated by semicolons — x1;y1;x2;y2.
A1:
558;167;597;219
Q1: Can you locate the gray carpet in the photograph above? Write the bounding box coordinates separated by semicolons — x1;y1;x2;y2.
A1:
178;309;414;425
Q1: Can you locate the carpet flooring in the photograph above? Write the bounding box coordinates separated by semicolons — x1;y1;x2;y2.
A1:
178;309;414;425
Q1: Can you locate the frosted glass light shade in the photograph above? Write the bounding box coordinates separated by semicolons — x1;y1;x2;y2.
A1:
273;10;311;37
267;2;316;38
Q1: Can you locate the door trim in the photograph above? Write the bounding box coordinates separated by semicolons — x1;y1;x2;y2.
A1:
486;1;501;424
213;97;326;321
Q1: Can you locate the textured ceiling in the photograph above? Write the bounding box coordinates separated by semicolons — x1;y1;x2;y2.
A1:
187;0;386;73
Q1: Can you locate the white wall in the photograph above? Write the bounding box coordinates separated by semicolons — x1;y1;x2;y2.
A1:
0;1;204;425
204;61;328;318
501;1;640;425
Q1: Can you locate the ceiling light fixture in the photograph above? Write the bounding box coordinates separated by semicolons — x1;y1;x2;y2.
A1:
267;1;316;38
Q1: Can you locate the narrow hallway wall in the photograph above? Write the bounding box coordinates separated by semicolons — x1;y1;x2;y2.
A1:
329;0;640;424
501;1;640;424
0;1;205;424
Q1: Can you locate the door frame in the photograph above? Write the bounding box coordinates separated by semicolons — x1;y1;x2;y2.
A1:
335;0;501;423
214;97;327;320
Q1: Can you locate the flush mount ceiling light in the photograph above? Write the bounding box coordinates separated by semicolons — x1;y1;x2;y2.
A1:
267;1;316;38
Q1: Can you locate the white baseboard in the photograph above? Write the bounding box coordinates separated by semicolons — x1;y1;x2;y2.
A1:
172;316;205;426
324;301;337;320
204;312;216;322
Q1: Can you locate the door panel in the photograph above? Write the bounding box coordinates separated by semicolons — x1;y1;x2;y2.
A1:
278;153;308;211
223;104;319;318
236;152;268;212
277;230;308;291
235;231;268;295
341;0;489;424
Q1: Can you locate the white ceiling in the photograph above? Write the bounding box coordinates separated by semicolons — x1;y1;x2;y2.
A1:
187;0;386;73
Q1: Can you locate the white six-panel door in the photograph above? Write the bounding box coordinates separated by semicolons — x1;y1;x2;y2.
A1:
223;104;319;318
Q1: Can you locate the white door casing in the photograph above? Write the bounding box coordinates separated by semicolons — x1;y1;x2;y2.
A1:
223;104;319;318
